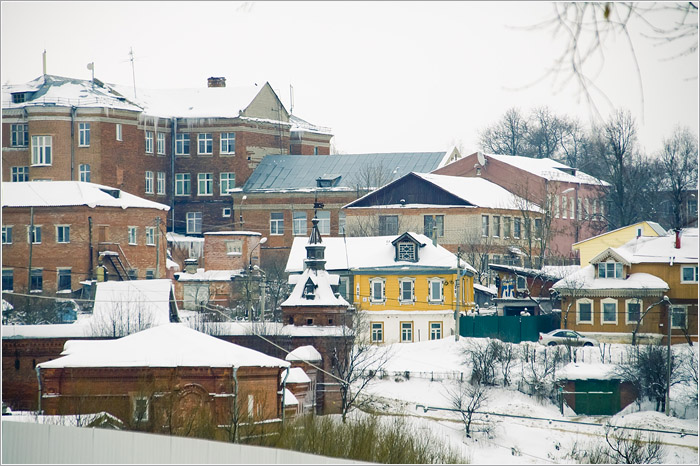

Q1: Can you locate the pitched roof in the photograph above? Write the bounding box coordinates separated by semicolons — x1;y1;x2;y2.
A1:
572;221;667;246
599;228;698;265
1;181;169;211
551;265;669;293
482;153;609;186
286;345;323;362
281;269;350;307
37;323;290;369
241;152;452;192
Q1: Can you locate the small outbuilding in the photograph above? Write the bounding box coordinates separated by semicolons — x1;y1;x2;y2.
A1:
557;363;638;416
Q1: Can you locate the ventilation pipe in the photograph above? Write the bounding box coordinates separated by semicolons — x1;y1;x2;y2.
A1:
675;229;681;249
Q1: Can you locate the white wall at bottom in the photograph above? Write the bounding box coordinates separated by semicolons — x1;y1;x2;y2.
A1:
361;310;456;344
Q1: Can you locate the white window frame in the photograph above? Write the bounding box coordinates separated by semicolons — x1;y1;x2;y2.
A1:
128;226;138;245
157;132;166;155
133;396;149;422
186;212;202;235
2;226;13;244
27;225;42;244
55;225;70;244
369;278;386;304
116;123;122;141
197;133;213;155
156;172;166;195
145;269;155;280
222;207;231;218
146;227;156;246
197;173;213;196
293;211;307;236
220;132;236;155
681;265;698;284
625;298;643;325
11;123;28;147
270;212;284;235
56;268;72;292
428;278;444;304
584;198;590;220
317;211;330;235
554;195;560;219
338;211;346;235
598;261;623;279
175;173;191;196
516;275;527;291
78;122;90;147
371;322;384;343
601;298;618;325
175;133;190;155
79;164;90;182
493;215;500;238
400;321;413;343
513;217;521;239
429;321;442;340
145;171;154;194
11;166;29;182
503;217;511;239
145;131;154;154
670;305;688;329
534;218;542;240
481;215;489;237
576;298;593;324
220;172;236;195
398;278;415;304
396;242;416;262
31;135;52;166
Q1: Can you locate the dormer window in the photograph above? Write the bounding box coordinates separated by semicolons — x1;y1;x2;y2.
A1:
397;242;416;262
12;92;33;103
302;278;316;299
598;261;623;279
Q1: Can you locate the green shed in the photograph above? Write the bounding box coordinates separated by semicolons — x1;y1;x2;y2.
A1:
557;363;638;416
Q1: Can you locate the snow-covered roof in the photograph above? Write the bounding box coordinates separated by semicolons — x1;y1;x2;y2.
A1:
573;221;667;246
289;114;333;136
285;232;475;274
175;269;244;282
552;265;669;294
286;345;323;362
474;283;497;295
489;264;579;281
2;75;141;112
483;153;609;186
167;232;205;243
37;323;289;369
557;363;620;381
609;228;699;265
283;367;312;384
282;388;299;406
203;231;261;236
166;258;180;271
1;181;169;211
281;268;350;308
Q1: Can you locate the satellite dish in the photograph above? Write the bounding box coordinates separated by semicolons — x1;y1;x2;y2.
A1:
477;151;486;166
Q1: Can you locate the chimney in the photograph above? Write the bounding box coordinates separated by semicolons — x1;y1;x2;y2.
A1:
675;229;681;249
184;258;199;274
207;77;226;88
42;49;47;75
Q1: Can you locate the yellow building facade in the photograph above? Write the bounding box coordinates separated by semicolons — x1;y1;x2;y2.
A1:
572;221;666;267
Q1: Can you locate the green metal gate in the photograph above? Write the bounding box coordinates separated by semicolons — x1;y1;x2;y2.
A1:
459;314;559;343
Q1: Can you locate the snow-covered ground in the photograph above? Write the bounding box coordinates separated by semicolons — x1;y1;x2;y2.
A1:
358;337;699;464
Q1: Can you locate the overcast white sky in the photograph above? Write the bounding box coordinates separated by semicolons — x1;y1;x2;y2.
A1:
2;1;697;156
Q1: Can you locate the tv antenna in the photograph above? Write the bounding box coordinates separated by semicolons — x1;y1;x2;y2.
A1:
128;47;137;99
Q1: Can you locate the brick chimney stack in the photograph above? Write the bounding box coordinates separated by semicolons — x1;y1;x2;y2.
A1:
207;77;226;88
675;229;681;249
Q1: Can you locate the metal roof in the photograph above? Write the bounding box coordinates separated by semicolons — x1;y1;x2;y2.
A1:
242;152;448;191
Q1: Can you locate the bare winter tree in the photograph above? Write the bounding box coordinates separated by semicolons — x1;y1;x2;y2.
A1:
478;107;530;156
527;107;563;159
557;116;591;169
88;293;155;337
445;379;489;439
656;126;699;230
458;228;495;286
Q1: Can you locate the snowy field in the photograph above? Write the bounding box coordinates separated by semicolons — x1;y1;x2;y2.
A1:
358;337;699;464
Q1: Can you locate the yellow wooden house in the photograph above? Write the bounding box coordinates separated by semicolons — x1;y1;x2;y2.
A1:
572;221;666;267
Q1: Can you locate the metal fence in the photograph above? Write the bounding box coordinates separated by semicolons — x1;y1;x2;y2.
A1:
459;314;560;343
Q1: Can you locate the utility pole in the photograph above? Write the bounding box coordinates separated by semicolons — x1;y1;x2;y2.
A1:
155;217;161;278
27;207;34;291
455;247;461;342
666;298;672;416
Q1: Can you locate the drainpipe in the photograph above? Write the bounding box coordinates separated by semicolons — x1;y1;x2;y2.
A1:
88;216;94;280
70;107;76;180
35;366;42;414
280;366;290;423
170;118;177;231
232;366;239;442
28;207;34;290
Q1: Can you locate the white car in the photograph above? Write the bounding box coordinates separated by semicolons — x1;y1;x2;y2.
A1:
538;329;598;347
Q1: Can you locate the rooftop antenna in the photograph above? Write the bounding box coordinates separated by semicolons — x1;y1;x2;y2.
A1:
289;84;294;114
129;47;137;99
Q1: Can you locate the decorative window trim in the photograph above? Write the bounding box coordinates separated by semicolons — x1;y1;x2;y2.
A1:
680;265;698;284
370;322;384;344
601;298;618;325
400;321;414;343
625;298;643;325
369;278;386;304
429;321;443;340
398;278;415;304
576;298;593;324
428;278;444;304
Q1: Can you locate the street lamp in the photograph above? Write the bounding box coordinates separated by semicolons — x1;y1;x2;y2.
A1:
248;236;267;271
246;237;267;322
239;195;247;227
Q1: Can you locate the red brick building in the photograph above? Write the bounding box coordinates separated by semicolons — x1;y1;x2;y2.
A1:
433;152;609;260
1;181;169;297
2;74;333;236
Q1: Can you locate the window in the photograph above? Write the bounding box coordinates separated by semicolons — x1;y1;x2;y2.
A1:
601;298;618;324
2;226;12;244
145;131;153;154
493;216;500;237
198;133;213;155
146;227;156;246
128;226;137;245
176;133;190;155
57;269;71;292
30;268;43;292
226;240;243;255
577;299;593;324
524;217;531;239
133;396;149;422
175;173;191;196
31;135;52;165
503;217;511;238
221;132;236;154
11;124;28;147
145;269;155;280
598;261;623;279
688;198;698;219
424;215;444;238
317;211;330;235
514;218;521;239
338;211;346;235
222;208;231;218
534;218;542;239
28;225;41;244
626;299;642;325
577;198;582;220
79;123;90;146
220;172;236;195
11;166;29;182
186;212;202;234
270;212;284;235
78;164;91;182
396;242;417;262
400;322;413;342
145;171;154;194
429;278;443;303
247;394;255;418
570;197;575;219
197;173;213;196
671;305;687;329
378;215;398;236
584;198;590;220
399;278;415;304
370;278;385;303
681;265;698;284
371;322;384;343
2;269;13;291
128;269;138;280
56;225;70;243
430;322;442;340
314;146;319;155
481;215;489;237
338;277;349;300
157;132;166;155
157;172;166;195
293;212;307;236
516;276;527;291
554;195;560;219
116;123;122;141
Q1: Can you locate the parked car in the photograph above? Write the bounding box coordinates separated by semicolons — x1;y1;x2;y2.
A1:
538;329;598;347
